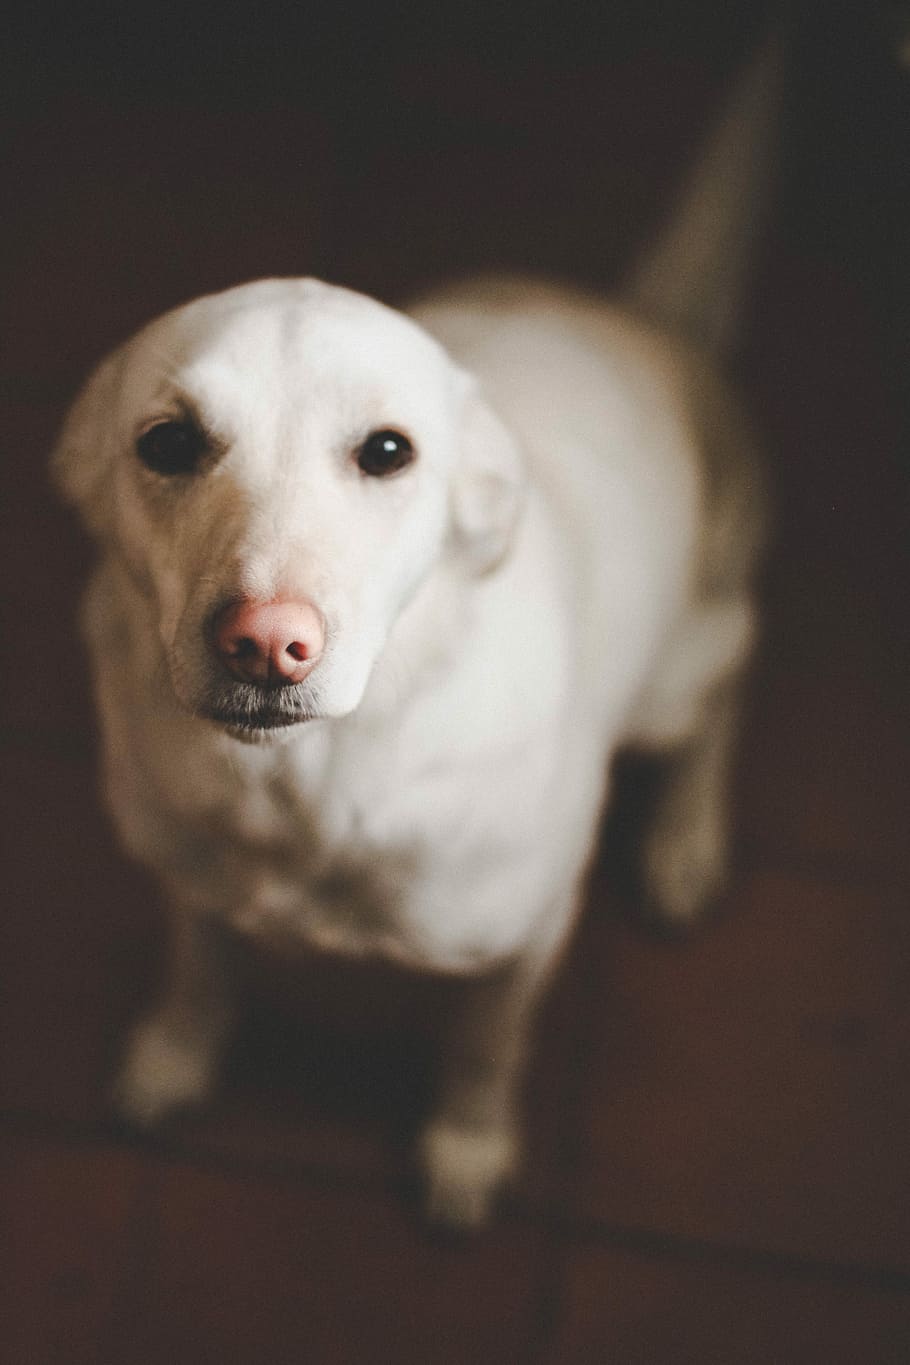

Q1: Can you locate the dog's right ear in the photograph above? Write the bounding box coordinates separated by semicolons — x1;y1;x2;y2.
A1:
451;378;526;575
51;345;126;537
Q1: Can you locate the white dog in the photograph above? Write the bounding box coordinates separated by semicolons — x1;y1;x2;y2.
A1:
53;37;777;1226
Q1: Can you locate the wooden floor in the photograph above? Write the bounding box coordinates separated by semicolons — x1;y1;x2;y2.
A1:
2;6;908;1362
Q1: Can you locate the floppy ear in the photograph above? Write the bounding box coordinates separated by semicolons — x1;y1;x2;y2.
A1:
451;380;526;574
51;345;126;538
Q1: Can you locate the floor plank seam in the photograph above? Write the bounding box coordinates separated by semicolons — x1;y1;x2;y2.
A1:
541;1213;910;1295
7;1101;907;1301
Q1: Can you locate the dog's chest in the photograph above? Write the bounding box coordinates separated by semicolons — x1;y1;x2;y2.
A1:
208;736;440;967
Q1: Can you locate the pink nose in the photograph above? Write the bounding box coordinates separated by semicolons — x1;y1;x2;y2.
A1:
211;598;325;687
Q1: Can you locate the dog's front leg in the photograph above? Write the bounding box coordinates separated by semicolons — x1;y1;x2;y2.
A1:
419;945;557;1229
115;907;236;1128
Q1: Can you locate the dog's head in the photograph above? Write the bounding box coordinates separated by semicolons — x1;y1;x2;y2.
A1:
54;279;524;738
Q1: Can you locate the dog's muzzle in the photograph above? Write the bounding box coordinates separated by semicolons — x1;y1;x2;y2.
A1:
196;595;327;735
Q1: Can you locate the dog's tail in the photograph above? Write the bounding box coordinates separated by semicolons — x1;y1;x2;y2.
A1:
623;23;787;356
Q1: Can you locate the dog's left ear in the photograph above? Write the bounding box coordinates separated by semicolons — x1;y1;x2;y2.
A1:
451;379;526;574
51;344;126;538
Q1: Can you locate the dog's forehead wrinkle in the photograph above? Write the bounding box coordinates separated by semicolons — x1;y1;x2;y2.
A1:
138;284;459;450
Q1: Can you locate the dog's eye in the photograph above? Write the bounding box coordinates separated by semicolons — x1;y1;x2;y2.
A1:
136;419;208;476
356;429;415;477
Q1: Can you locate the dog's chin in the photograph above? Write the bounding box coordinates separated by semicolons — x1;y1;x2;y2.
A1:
218;715;312;745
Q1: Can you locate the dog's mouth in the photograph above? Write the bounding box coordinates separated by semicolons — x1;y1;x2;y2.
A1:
196;680;322;737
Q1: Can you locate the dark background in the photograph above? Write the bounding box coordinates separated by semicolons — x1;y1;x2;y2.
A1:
2;3;909;1362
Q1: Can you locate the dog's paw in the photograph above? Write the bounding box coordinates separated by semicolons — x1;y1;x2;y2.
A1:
113;1015;217;1128
418;1118;519;1231
643;813;727;930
